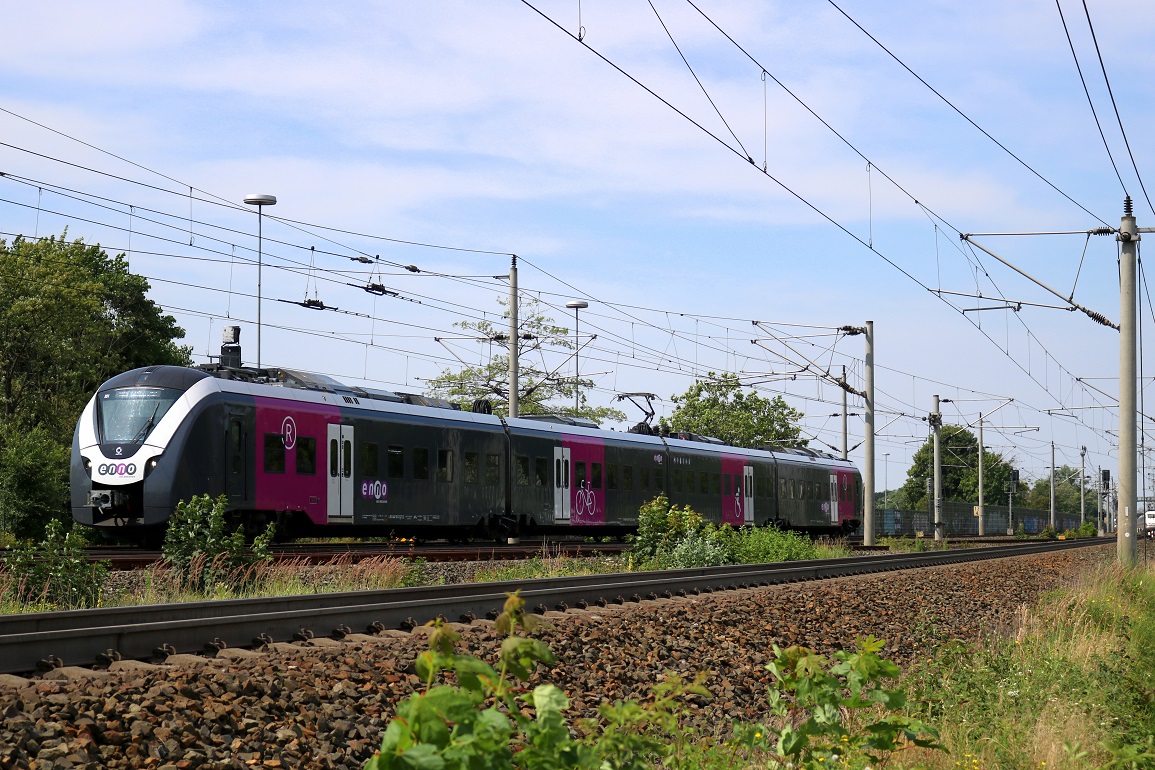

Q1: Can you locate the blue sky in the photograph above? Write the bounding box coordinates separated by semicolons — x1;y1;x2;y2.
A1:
3;0;1154;496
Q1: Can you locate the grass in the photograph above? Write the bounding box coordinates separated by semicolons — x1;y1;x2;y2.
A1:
897;557;1155;769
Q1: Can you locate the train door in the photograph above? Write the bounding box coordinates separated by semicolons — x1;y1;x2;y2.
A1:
553;446;571;522
828;473;839;524
225;414;248;504
743;466;754;524
327;424;354;523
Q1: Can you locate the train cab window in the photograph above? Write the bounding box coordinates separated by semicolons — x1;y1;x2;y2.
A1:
591;462;602;490
673;468;682;493
361;443;379;477
464;452;479;483
387;446;405;479
607;464;617;490
413;448;430;481
437;449;454;482
516;455;531;486
640;467;650;491
623;465;633;491
575;461;587;490
296;437;316;475
699;471;709;495
654;468;663;489
535;457;549;487
264;434;286;474
485;454;500;485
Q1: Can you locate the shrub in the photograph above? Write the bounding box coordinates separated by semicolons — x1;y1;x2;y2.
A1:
667;527;731;569
1;519;109;609
726;525;819;563
1078;520;1098;538
162;494;274;590
0;423;71;540
633;494;704;564
1038;524;1057;540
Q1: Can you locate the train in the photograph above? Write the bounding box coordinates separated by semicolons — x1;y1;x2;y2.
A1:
71;337;863;543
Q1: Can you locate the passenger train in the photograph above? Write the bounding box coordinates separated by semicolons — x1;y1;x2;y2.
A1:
71;338;863;543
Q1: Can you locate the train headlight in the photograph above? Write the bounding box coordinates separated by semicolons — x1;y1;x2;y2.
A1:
82;457;92;478
144;457;160;478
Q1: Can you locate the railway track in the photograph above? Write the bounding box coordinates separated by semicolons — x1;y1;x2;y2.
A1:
0;538;1104;676
79;539;630;569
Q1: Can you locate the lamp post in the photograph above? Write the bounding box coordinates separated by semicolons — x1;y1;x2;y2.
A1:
243;193;277;369
566;300;588;415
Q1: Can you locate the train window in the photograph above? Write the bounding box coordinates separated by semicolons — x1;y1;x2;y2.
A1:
535;457;549;486
555;459;563;488
673;468;681;493
264;434;285;474
413;448;430;481
464;452;479;483
296;437;316;475
343;440;352;479
437;450;454;482
654;468;663;489
361;443;379;477
712;473;720;495
564;459;570;488
623;465;633;490
387;446;405;479
699;471;708;495
591;462;602;490
330;439;339;477
640;466;650;491
607;464;617;490
485;454;500;485
575;461;587;490
724;474;731;496
516;455;531;486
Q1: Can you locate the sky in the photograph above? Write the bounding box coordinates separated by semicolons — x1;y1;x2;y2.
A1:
2;0;1155;500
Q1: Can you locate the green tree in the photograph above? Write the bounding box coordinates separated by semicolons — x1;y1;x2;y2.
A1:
0;234;190;537
658;372;806;449
1022;464;1084;514
424;296;625;424
900;425;1019;510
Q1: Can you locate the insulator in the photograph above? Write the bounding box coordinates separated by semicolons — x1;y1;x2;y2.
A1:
1125;196;1134;216
1091;227;1115;236
1083;308;1118;329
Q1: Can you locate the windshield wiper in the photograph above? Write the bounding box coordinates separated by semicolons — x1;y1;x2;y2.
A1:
131;402;162;443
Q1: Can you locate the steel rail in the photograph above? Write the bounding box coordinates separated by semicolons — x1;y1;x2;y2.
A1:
0;539;1105;675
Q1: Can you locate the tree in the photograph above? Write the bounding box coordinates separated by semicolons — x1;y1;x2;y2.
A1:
1022;464;1084;515
424;296;625;424
899;425;1019;511
0;234;191;537
657;372;807;449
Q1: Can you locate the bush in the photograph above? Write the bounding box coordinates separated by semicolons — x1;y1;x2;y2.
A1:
726;525;819;563
1038;524;1057;540
1;519;109;609
633;494;704;564
1078;520;1098;538
667;528;731;569
0;423;71;540
162;494;274;590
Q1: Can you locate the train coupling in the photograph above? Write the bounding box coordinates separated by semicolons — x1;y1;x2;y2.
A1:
88;489;129;510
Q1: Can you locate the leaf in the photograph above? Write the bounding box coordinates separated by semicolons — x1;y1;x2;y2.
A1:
397;743;447;770
524;683;569;715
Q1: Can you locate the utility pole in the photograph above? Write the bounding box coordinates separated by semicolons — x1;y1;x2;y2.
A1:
1120;197;1139;563
931;394;943;542
977;414;985;536
508;255;519;419
864;321;876;546
1008;470;1017;535
1050;441;1056;531
841;365;848;461
1080;446;1087;528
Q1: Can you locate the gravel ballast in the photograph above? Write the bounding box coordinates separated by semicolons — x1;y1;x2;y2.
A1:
0;545;1112;769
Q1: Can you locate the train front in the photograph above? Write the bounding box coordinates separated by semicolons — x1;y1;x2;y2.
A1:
71;365;213;538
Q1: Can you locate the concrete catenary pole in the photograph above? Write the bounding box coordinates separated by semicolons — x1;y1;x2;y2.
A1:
1080;446;1086;528
1050;441;1056;531
978;414;984;537
863;321;876;546
932;394;942;542
508;255;519;419
841;365;848;461
1120;197;1138;563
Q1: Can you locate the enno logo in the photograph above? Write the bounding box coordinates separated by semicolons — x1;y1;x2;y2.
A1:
98;463;137;476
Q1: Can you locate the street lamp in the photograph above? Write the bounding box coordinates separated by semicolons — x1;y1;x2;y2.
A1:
243;193;277;370
566;300;588;414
